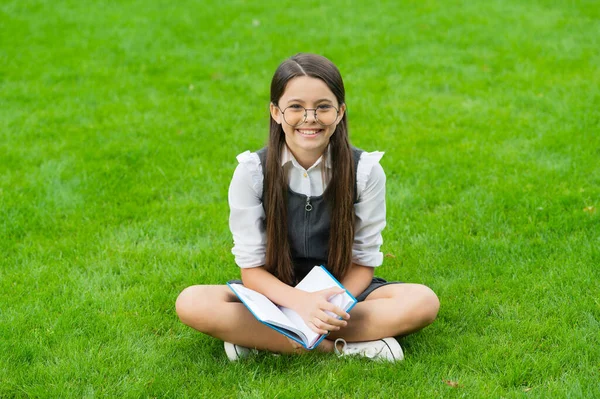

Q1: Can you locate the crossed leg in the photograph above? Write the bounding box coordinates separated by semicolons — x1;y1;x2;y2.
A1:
327;283;440;342
176;285;328;353
175;283;439;354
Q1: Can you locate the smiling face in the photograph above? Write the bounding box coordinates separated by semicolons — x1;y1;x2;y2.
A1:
270;76;346;167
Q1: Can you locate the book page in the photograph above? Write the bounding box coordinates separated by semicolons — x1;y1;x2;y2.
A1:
295;266;338;292
228;284;308;344
279;307;320;347
280;266;357;348
295;266;356;313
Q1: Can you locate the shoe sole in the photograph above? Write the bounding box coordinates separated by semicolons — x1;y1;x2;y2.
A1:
224;342;242;361
380;338;404;362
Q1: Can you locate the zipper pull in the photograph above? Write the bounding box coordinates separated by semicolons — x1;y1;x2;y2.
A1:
305;196;313;212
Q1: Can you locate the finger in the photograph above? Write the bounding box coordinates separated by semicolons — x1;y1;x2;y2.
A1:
312;314;348;332
319;287;346;299
308;320;329;335
314;312;347;330
320;301;350;320
311;318;346;334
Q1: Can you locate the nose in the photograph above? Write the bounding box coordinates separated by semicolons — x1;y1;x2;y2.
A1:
305;108;318;124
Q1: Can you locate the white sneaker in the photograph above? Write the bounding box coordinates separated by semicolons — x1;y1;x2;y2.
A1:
334;338;404;362
224;342;257;361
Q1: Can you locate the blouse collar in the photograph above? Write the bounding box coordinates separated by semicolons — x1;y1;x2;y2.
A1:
280;144;332;171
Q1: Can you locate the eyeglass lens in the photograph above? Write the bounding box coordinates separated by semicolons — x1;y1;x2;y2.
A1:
282;106;338;127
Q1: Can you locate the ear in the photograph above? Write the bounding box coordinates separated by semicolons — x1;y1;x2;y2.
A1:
338;103;346;121
270;103;282;124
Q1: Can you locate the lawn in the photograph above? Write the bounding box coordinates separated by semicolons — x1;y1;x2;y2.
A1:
1;0;599;397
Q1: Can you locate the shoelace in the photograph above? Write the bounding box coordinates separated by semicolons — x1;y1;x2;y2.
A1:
334;338;347;356
334;338;384;359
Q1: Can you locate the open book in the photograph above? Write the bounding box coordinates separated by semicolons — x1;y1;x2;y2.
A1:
227;266;357;350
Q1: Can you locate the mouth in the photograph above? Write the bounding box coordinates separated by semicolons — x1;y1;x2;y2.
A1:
296;129;323;137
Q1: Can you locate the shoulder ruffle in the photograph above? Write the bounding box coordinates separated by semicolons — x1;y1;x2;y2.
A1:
356;151;385;195
236;150;264;196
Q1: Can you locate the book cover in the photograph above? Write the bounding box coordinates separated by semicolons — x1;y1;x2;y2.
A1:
227;265;357;349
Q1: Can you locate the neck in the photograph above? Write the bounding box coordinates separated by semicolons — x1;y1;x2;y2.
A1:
289;146;327;170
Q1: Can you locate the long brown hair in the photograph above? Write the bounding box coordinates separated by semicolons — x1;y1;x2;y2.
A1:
264;53;355;284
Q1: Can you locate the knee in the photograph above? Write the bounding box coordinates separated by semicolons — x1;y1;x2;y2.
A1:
416;285;440;326
175;286;207;328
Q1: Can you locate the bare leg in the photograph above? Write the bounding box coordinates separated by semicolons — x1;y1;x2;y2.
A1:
176;285;334;354
327;283;439;342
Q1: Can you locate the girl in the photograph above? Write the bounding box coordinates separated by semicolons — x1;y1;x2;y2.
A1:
176;53;439;361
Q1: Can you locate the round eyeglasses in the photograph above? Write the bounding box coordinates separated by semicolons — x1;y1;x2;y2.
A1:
278;104;340;127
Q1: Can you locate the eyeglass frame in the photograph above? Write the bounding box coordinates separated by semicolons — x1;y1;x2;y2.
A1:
276;104;341;127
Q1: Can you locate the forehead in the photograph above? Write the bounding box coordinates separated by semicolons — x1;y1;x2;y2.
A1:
279;76;337;104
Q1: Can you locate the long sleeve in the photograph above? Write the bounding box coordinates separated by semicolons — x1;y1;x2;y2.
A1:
352;152;386;267
228;152;267;268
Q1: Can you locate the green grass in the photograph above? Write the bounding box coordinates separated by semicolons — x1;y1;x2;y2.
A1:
1;0;599;397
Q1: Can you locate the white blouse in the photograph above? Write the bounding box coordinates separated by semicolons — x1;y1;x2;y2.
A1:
228;145;386;269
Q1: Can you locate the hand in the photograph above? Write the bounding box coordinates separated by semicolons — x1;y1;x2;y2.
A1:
293;287;351;335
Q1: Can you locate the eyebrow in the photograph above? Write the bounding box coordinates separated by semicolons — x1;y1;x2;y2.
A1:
286;98;334;104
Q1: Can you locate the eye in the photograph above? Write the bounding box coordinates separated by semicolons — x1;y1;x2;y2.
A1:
317;104;334;110
288;104;304;109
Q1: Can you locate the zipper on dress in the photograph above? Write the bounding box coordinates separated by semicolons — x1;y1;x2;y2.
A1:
305;196;313;212
304;196;312;256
